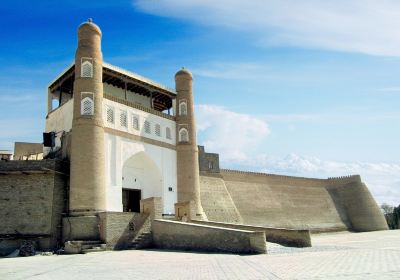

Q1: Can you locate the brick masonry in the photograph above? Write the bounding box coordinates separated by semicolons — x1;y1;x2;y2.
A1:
152;219;266;254
198;145;220;173
99;212;151;249
0;160;68;254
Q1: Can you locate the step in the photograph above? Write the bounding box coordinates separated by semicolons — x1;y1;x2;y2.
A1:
81;244;107;254
69;240;103;245
82;244;107;250
82;248;105;254
135;237;150;241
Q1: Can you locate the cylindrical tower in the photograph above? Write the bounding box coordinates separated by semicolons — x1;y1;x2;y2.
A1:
69;19;106;215
175;68;206;219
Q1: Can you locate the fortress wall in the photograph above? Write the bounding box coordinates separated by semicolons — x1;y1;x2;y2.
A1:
326;176;388;232
152;219;266;254
190;220;311;247
0;160;67;254
219;170;347;231
199;175;242;223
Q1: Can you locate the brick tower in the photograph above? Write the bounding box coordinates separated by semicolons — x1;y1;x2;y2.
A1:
69;19;106;216
175;68;206;220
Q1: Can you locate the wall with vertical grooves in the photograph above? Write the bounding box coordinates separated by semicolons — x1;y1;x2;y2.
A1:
199;170;388;232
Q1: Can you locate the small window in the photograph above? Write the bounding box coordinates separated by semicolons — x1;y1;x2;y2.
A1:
106;107;114;123
168;187;173;192
208;161;214;169
132;115;140;130
144;120;151;134
179;101;187;116
179;128;189;142
81;59;93;78
120;110;127;127
155;124;161;136
81;96;94;115
166;127;172;140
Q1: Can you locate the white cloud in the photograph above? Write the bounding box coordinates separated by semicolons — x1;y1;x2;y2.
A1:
135;0;400;56
195;105;400;205
264;154;400;206
239;153;400;206
196;104;269;162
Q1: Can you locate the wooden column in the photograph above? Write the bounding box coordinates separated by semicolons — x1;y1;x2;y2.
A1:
124;80;127;100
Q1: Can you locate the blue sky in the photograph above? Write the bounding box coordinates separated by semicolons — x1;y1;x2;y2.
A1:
0;0;399;205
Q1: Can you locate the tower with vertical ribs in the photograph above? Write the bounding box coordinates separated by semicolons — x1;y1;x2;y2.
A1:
69;19;106;215
175;68;206;220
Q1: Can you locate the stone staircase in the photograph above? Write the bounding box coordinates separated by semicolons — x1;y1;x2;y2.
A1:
129;231;153;249
127;213;153;250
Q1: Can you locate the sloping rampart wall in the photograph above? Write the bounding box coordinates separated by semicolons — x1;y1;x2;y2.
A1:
218;170;346;231
199;174;242;223
200;170;388;232
326;177;388;231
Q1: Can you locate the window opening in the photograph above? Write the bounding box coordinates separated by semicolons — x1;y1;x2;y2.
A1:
155;124;161;136
81;59;93;78
144;120;151;134
166;127;172;140
179;101;187;116
106;107;114;123
132;115;140;130
179;128;189;142
120;110;127;127
81;96;94;115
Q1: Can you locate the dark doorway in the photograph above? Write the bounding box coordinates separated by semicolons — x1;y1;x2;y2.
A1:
122;189;141;213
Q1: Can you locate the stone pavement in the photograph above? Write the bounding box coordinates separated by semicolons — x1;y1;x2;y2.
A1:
1;230;399;279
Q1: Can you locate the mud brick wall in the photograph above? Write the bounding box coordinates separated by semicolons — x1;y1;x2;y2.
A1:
0;160;67;252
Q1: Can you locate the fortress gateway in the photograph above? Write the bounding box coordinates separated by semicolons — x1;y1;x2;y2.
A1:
0;20;388;254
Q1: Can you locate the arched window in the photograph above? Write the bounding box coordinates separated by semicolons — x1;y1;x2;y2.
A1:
120;110;127;127
166;127;172;140
144;120;151;134
155;124;161;136
179;128;189;142
106;107;114;123
81;97;94;115
132;115;139;130
81;60;93;78
179;101;187;116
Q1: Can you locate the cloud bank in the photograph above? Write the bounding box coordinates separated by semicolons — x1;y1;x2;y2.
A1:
196;104;269;162
196;104;400;206
135;0;400;56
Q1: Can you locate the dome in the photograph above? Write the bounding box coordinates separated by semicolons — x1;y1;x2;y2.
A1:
175;67;193;79
78;18;102;36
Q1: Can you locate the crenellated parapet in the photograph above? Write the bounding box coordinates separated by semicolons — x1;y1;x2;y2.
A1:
220;168;326;187
327;174;361;183
221;168;323;180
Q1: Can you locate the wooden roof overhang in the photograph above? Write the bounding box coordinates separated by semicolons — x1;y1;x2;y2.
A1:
48;64;75;96
102;65;176;111
48;63;176;112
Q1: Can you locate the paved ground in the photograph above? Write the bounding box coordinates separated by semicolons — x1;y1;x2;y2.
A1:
1;230;399;279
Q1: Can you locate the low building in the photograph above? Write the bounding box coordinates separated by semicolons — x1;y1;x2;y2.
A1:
14;142;43;160
0;150;13;161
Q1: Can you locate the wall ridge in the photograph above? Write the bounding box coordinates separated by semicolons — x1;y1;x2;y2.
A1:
220;168;326;182
327;175;361;185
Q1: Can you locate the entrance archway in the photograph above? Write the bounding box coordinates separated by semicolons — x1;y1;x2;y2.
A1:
122;152;163;212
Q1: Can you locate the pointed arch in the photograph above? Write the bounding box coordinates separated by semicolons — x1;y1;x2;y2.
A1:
179;127;189;142
122;151;163;201
81;59;93;78
81;96;94;115
179;100;187;116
